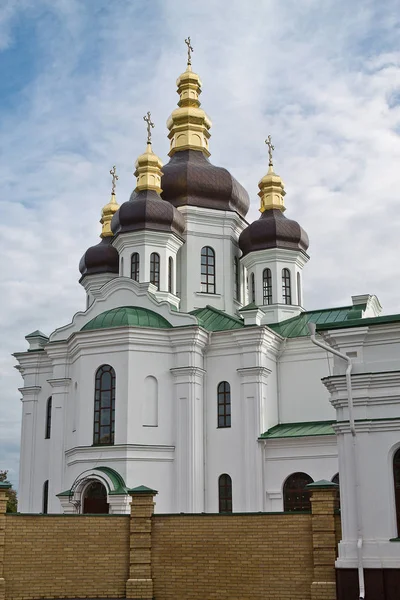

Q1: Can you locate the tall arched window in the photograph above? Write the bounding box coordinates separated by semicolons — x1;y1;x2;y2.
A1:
150;253;160;290
283;472;313;512
131;252;140;282
42;480;49;514
168;257;173;293
250;272;255;303
263;268;272;305
282;268;292;305
234;256;240;301
218;474;232;513
297;272;302;305
332;473;340;512
393;448;400;535
93;365;116;445
45;396;52;439
201;246;215;293
217;381;231;428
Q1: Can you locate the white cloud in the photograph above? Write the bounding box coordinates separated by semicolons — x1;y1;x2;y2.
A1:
1;0;400;486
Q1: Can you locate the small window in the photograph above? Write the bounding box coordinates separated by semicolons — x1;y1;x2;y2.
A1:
131;253;140;282
218;474;232;513
93;365;116;445
297;272;302;306
393;449;400;535
43;480;49;514
234;257;240;301
282;268;292;305
263;268;272;305
201;246;216;294
250;272;255;303
168;257;173;293
150;253;160;290
283;472;313;512
45;397;52;439
217;381;231;428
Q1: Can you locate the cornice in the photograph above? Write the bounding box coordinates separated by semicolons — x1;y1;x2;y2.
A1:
237;366;272;382
170;366;206;383
47;378;72;389
334;418;400;434
65;443;175;465
18;385;41;401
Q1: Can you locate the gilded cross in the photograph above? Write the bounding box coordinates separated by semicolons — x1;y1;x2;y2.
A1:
265;135;275;167
185;36;193;66
143;111;155;144
109;165;118;195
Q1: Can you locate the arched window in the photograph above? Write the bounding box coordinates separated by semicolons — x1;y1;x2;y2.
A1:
131;252;140;282
42;480;49;514
282;268;292;305
82;481;109;514
217;381;231;428
263;268;272;305
201;246;216;293
250;272;255;303
120;256;124;275
297;272;302;306
45;396;52;439
283;472;313;512
168;257;173;293
150;252;160;290
93;365;116;445
393;449;400;535
332;473;340;512
234;256;240;302
218;474;232;513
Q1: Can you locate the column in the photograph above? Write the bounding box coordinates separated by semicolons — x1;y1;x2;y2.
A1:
126;486;157;600
0;482;11;600
307;480;339;600
18;385;41;512
47;377;71;512
237;366;270;512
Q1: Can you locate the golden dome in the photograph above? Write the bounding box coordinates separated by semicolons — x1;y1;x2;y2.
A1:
258;136;286;213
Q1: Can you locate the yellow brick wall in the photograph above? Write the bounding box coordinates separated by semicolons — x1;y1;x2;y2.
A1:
335;514;342;550
3;514;129;600
152;513;314;600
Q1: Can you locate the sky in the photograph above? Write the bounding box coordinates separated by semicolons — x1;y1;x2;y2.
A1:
1;0;400;488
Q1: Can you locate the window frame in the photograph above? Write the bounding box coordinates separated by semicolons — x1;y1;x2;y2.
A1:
218;474;233;513
168;256;173;294
43;480;49;514
45;396;52;439
131;252;140;282
394;448;400;536
150;252;160;290
250;272;255;303
201;246;216;294
234;256;240;302
263;268;272;305
217;381;231;428
282;268;292;305
93;365;116;446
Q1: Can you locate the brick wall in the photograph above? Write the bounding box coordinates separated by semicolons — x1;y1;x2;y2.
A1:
152;513;314;600
3;514;129;600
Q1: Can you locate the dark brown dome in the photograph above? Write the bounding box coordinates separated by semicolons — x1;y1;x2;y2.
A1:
111;189;185;237
239;209;309;257
79;237;119;278
161;150;250;218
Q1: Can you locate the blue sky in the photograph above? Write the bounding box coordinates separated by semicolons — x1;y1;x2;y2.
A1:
1;0;400;488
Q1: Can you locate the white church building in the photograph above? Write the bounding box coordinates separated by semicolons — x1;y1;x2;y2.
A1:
14;49;400;590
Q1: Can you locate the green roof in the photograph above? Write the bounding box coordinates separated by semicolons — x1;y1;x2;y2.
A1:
81;306;173;332
317;312;400;332
268;304;366;338
259;421;336;439
26;330;48;339
190;305;244;332
128;485;158;495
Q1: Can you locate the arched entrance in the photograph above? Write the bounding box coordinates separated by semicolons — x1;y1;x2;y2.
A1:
82;480;109;514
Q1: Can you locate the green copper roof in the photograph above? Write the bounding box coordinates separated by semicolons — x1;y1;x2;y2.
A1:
190;305;244;332
128;485;158;495
268;304;366;338
81;306;173;332
25;330;48;339
259;421;335;439
317;312;400;332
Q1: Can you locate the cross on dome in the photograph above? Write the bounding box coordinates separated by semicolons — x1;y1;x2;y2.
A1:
109;165;118;195
143;111;155;145
185;36;193;66
265;135;275;167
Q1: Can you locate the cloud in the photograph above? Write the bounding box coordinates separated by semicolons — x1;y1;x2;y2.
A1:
1;0;400;487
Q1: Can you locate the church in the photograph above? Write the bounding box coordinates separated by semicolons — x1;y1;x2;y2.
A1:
13;41;400;590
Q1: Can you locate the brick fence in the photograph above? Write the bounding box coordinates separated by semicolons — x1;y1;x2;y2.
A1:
0;481;339;600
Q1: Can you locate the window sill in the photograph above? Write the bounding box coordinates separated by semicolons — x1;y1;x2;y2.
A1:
217;426;231;429
195;292;222;298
